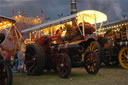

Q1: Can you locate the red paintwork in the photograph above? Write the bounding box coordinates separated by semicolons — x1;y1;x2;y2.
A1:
84;36;98;41
115;33;120;39
104;43;111;49
78;22;95;34
50;35;62;43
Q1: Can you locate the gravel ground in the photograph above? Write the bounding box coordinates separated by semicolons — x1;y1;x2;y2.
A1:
13;66;128;85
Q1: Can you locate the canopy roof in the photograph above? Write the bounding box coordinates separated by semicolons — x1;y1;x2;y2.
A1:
21;10;107;33
0;16;16;31
77;10;107;24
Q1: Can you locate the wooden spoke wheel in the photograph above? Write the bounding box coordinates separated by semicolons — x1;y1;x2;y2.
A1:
25;44;45;75
119;47;128;69
56;52;71;78
0;61;12;85
84;51;101;74
84;41;101;74
86;41;101;55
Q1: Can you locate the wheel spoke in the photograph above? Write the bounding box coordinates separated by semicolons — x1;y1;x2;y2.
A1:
91;43;96;51
56;53;71;78
84;49;100;74
28;64;35;72
25;60;33;65
94;49;98;54
90;43;94;51
123;51;127;57
88;42;99;55
25;47;38;74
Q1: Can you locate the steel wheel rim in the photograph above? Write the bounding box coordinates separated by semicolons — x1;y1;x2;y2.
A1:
56;54;68;77
25;46;37;73
0;63;9;85
119;47;128;69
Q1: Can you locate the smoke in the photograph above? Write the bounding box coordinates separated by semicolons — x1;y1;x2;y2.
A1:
82;0;122;20
112;1;122;18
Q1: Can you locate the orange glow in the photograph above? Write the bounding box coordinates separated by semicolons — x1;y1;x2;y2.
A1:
0;21;13;30
13;15;43;24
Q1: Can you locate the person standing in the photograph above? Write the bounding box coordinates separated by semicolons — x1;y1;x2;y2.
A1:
14;49;19;72
17;50;25;72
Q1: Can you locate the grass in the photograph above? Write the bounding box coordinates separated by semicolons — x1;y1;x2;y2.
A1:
13;65;128;85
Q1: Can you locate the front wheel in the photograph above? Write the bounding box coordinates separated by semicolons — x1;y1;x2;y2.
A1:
84;41;102;74
0;61;12;85
84;51;101;74
56;52;71;78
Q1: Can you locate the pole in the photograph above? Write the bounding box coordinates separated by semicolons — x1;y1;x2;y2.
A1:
82;16;85;36
29;32;31;42
94;14;97;35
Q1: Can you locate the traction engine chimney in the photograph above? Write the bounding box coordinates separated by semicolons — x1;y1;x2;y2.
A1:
71;0;77;14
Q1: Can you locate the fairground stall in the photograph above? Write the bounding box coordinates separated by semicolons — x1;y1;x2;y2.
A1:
0;16;25;53
21;10;107;78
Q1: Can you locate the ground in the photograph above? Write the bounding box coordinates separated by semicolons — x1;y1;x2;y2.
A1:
13;65;128;85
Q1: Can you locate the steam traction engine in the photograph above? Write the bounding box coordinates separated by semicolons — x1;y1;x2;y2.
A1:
99;21;128;69
22;10;107;78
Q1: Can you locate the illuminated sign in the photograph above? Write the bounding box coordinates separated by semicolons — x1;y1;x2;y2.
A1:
13;15;43;24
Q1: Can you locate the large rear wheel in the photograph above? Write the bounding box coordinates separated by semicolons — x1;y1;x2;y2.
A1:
0;61;12;85
56;52;71;78
118;47;128;69
25;44;45;75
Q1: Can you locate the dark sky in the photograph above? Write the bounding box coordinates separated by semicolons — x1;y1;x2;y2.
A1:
0;0;128;22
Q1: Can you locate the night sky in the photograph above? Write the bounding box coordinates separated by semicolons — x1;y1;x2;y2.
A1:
0;0;128;22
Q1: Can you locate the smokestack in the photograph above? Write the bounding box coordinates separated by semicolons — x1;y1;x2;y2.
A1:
71;0;77;14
